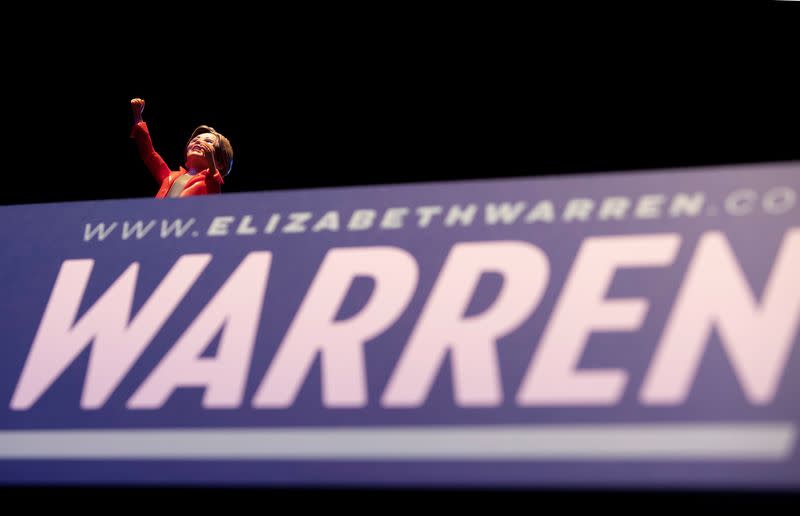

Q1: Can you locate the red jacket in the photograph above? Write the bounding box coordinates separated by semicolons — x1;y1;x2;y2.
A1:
131;121;224;198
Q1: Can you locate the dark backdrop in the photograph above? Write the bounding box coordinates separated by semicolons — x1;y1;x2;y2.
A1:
5;12;799;206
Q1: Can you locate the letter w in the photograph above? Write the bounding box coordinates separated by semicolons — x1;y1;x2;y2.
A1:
10;255;211;410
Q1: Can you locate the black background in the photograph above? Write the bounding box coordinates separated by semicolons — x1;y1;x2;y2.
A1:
2;4;799;511
5;7;799;206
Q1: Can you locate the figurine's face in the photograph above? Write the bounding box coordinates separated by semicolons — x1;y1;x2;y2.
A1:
185;132;219;168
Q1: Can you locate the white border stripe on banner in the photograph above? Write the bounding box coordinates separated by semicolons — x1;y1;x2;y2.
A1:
0;423;794;460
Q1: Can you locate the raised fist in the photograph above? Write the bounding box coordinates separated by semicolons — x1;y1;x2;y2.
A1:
131;98;145;121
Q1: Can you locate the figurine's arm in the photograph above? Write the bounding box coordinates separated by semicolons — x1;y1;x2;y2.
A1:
181;179;211;197
130;98;171;183
180;173;222;196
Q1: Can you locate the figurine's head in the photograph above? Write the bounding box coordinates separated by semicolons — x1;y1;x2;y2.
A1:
184;125;233;176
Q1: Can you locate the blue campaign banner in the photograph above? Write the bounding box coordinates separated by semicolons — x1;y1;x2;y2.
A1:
0;162;798;488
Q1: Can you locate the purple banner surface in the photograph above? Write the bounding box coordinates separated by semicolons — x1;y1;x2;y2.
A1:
0;162;798;488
